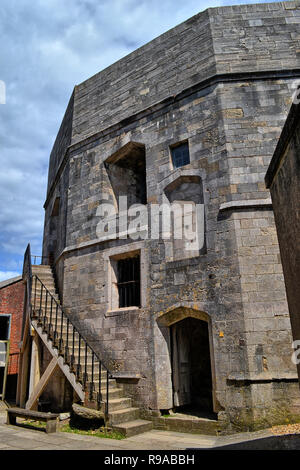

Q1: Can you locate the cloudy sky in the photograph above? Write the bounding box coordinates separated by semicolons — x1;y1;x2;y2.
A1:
0;0;281;281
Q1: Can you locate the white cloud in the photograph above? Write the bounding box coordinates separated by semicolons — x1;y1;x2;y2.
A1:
0;271;21;282
0;0;281;274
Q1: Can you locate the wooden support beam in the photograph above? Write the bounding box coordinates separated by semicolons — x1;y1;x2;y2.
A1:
19;337;31;408
31;320;85;401
17;312;31;406
28;333;41;410
26;357;58;410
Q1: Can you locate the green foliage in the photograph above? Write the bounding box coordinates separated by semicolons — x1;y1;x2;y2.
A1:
21;418;125;440
60;422;125;440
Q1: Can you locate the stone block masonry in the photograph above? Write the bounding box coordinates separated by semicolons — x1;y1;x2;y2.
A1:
266;92;300;383
41;2;300;432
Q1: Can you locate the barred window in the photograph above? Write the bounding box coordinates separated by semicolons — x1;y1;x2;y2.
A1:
117;256;141;308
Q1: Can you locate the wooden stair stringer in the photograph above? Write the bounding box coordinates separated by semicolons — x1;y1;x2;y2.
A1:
31;319;85;401
29;266;153;437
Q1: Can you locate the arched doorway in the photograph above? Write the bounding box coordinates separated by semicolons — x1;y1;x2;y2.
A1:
156;305;217;414
171;317;213;413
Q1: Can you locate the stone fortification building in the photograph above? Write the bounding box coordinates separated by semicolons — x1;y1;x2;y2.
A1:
19;2;300;433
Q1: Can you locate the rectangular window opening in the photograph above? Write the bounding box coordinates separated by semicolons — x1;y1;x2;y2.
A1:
105;145;147;209
171;142;190;169
0;315;10;341
117;255;141;308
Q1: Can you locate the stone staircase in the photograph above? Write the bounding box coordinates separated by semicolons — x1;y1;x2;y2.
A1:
29;264;152;437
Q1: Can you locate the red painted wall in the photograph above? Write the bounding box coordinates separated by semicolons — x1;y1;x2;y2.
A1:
0;280;25;375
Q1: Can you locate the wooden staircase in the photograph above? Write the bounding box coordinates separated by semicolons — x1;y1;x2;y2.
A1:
27;263;152;437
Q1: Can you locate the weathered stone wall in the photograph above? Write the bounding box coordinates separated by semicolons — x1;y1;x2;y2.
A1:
46;1;300;194
42;2;300;431
216;78;300;428
266;99;300;382
47;92;74;195
210;1;300;74
42;161;69;273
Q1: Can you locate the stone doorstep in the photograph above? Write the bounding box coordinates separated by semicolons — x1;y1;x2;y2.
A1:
151;415;220;436
112;419;153;437
112;412;219;438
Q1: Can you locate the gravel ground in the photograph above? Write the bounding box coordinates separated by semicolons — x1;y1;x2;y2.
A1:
270;423;300;435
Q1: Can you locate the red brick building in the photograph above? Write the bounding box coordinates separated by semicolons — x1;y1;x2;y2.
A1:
0;276;24;400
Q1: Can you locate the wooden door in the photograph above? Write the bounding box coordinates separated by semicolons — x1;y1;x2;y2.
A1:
172;322;191;407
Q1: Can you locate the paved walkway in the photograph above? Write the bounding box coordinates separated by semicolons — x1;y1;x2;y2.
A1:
0;413;277;450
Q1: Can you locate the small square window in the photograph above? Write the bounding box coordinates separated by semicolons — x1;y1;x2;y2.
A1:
171;142;190;169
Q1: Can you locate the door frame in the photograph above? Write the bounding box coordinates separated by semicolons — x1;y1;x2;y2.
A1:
157;306;218;413
0;314;12;400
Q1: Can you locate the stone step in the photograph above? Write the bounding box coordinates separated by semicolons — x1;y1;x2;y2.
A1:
32;271;54;278
85;386;124;402
34;316;75;333
112;419;153;437
90;378;118;388
31;279;56;290
32;299;61;310
32;297;59;306
35;279;56;287
33;323;112;380
32;289;58;297
35;317;66;329
32;284;57;293
32;267;53;274
33;277;56;287
152;415;220;436
80;369;111;381
103;387;123;399
105;397;132;412
32;263;51;268
33;319;67;335
32;265;52;272
109;407;140;425
33;274;54;282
